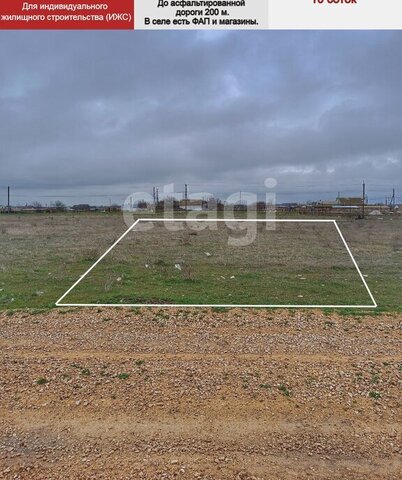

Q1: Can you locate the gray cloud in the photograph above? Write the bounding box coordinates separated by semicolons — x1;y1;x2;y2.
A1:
0;30;401;204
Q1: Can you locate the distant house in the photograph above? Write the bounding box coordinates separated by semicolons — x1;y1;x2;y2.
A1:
70;204;122;213
72;204;91;212
277;203;299;211
337;197;364;206
105;204;122;212
179;199;207;211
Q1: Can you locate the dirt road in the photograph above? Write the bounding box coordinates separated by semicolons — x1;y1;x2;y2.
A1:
1;309;401;479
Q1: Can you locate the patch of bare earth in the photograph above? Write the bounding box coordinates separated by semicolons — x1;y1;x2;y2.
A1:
0;309;401;479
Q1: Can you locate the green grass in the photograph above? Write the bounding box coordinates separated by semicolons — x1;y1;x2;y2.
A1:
371;374;380;384
36;377;48;385
0;213;401;313
62;254;379;308
278;384;291;397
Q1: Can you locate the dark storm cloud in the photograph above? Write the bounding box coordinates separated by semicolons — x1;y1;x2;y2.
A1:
0;30;401;202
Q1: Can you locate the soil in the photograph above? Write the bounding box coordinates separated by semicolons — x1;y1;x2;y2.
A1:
0;308;401;479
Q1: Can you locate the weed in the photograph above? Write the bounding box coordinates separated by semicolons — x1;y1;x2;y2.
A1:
36;377;48;385
80;368;91;376
117;373;130;380
278;384;291;397
371;374;380;384
369;391;381;400
81;248;99;262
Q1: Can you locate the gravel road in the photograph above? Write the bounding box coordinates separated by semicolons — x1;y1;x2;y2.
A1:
1;309;401;479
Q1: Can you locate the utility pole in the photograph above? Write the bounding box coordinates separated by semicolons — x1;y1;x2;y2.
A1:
152;187;156;205
156;188;159;204
390;188;396;209
362;181;365;219
7;186;10;214
184;184;188;211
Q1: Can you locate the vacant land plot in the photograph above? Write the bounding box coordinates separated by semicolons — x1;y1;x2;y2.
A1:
59;219;374;307
0;213;401;311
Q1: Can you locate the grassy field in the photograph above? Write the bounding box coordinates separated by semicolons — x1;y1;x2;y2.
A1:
0;212;401;312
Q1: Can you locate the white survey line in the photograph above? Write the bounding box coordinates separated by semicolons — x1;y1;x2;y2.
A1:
57;303;377;308
139;218;334;222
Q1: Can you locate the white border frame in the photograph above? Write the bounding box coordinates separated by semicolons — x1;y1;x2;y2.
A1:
56;219;377;309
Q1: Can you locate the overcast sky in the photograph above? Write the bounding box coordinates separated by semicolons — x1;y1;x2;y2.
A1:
0;30;401;205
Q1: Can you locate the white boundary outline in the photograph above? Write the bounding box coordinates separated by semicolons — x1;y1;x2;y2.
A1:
56;219;377;309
